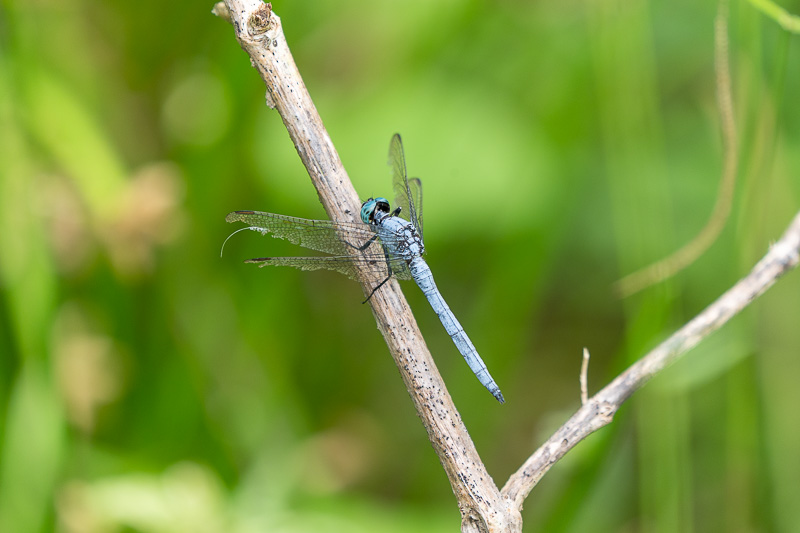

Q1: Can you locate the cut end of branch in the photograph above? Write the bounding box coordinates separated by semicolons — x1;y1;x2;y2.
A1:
211;2;232;23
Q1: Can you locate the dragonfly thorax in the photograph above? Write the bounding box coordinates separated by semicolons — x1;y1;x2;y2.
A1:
360;197;391;224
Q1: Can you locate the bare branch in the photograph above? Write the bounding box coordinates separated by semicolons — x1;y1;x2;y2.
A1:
502;210;800;510
216;2;520;530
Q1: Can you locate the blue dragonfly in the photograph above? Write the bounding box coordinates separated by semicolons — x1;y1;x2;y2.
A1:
225;134;504;403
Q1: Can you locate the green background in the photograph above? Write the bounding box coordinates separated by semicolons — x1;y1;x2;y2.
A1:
1;0;799;531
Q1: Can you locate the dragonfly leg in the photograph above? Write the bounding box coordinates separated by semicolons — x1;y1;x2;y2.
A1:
340;234;379;252
362;273;393;304
362;245;395;304
357;235;379;251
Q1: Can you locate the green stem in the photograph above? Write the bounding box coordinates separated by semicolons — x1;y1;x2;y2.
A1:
748;0;800;33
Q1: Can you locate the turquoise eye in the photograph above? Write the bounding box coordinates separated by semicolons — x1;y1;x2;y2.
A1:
360;199;376;224
360;197;391;223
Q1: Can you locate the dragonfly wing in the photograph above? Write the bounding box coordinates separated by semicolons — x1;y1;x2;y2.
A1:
389;134;422;240
408;177;423;242
226;211;376;256
244;254;398;281
389;258;414;280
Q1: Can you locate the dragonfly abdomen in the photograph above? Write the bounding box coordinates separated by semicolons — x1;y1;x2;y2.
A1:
409;258;505;403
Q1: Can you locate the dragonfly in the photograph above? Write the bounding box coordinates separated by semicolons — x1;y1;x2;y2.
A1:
224;134;504;403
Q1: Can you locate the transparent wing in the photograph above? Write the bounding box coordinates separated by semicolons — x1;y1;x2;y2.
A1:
244;253;413;281
226;210;414;281
408;177;423;241
226;210;376;255
389;134;423;242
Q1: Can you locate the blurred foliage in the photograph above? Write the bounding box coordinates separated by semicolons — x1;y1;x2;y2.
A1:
0;0;799;531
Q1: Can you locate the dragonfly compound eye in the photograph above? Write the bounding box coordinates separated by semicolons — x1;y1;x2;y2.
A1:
360;199;376;224
374;197;390;213
360;197;391;223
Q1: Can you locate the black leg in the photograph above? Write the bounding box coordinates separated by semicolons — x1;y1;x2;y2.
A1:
362;246;395;304
362;273;393;304
340;233;379;252
356;234;380;251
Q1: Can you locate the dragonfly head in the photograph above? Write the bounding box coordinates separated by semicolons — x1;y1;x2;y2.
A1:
360;197;390;224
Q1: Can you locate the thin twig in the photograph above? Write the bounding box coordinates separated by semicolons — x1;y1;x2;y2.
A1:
615;0;737;297
580;348;590;406
502;209;800;510
215;3;520;531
